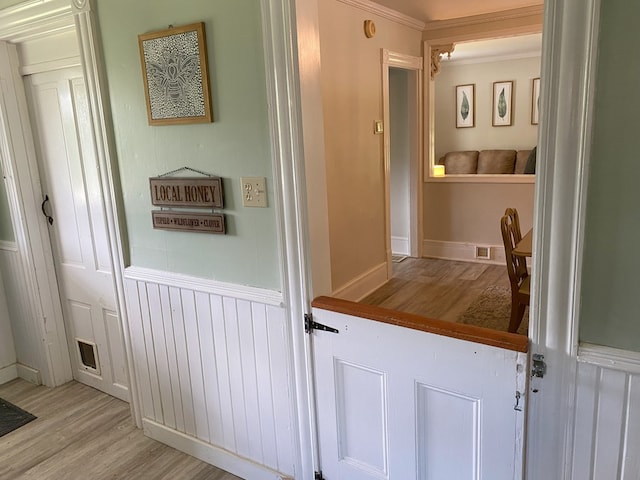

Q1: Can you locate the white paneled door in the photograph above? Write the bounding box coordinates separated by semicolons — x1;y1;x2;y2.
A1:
25;68;128;401
312;304;527;479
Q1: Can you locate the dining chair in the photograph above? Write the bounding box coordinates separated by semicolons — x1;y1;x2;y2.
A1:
504;207;522;243
501;213;530;333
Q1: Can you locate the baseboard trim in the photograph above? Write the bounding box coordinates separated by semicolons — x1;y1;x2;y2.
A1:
124;266;283;307
0;363;17;385
142;419;288;480
578;343;640;375
422;239;505;265
391;236;409;256
332;262;388;302
16;363;41;385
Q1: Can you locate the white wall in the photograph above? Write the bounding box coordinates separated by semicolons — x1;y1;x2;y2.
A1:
435;56;540;159
0;248;17;384
389;68;410;255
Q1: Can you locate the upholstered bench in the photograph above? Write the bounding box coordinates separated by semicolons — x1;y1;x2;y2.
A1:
438;149;534;174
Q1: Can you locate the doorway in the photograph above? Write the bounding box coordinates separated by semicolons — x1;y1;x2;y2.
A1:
388;67;419;259
382;50;423;279
24;67;128;401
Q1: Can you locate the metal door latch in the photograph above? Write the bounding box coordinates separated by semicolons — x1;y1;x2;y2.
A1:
532;353;546;378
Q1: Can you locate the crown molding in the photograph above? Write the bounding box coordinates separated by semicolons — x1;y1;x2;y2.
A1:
336;0;425;31
424;5;543;32
0;0;75;42
441;51;541;67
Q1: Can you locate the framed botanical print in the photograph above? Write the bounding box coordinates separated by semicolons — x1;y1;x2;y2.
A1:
455;84;475;128
138;22;213;125
531;77;541;125
492;80;513;127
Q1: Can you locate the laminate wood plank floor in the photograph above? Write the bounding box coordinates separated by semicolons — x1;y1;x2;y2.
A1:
0;379;242;480
361;257;511;323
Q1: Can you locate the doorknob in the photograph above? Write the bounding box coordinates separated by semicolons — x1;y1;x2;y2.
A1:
41;194;54;225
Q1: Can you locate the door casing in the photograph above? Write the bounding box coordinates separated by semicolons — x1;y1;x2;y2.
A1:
0;0;139;423
382;50;424;276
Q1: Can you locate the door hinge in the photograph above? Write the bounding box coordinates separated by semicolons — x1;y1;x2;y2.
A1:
305;313;339;334
314;471;325;480
532;353;546;378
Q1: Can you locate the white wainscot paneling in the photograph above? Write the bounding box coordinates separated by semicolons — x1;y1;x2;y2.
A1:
571;345;640;480
0;242;41;381
124;267;294;479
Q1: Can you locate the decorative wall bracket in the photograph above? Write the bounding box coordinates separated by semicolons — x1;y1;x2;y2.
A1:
430;43;455;79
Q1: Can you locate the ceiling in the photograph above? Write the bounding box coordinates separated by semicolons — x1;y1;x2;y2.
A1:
370;0;543;22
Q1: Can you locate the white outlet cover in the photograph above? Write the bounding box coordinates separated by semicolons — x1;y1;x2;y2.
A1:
241;177;267;207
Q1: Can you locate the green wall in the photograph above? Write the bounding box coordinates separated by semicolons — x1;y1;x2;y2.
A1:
0;167;14;242
97;0;280;290
579;0;640;351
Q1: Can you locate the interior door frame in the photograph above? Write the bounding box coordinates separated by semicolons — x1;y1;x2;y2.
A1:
0;0;140;422
382;49;424;274
525;0;601;477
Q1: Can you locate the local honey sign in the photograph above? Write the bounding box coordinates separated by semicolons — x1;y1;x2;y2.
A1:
152;211;225;234
149;176;223;208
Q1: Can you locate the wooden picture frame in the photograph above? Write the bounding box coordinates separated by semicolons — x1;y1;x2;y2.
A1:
138;22;213;125
492;80;513;126
455;84;475;128
531;77;541;125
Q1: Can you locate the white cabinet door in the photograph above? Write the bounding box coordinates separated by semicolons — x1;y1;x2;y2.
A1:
25;68;128;401
312;304;527;479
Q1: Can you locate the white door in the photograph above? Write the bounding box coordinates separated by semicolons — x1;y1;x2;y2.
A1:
25;67;128;401
312;304;527;479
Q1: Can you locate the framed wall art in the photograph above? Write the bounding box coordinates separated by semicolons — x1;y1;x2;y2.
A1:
492;80;513;126
531;77;541;125
138;22;213;125
455;84;475;128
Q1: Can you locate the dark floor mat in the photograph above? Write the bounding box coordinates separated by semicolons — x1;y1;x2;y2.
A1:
0;397;36;437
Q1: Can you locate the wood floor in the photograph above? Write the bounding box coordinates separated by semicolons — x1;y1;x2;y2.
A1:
0;379;242;480
361;257;511;323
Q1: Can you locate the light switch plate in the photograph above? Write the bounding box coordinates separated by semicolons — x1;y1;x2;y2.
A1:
241;177;267;207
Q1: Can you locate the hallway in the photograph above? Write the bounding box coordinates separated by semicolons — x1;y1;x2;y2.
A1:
0;379;241;480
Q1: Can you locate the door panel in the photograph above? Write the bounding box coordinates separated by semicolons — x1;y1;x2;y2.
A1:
26;68;128;401
312;304;527;479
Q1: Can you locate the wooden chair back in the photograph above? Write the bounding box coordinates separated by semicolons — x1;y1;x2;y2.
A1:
504;207;522;243
501;213;528;288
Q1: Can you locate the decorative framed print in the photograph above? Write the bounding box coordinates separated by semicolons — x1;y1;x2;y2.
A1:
455;84;475;128
492;80;513;126
531;77;541;125
138;22;213;125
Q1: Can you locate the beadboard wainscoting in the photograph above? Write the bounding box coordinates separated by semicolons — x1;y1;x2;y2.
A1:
571;344;640;479
0;241;41;383
123;267;294;480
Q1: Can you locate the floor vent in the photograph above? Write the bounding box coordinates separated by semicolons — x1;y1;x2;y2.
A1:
77;340;98;371
475;246;491;260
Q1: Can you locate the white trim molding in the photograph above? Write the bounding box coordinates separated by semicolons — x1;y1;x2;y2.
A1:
16;363;41;384
331;262;387;302
426;174;536;184
143;420;286;480
423;6;543;41
0;363;17;385
124;266;284;307
525;0;602;478
422;240;505;265
336;0;425;30
578;343;640;375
